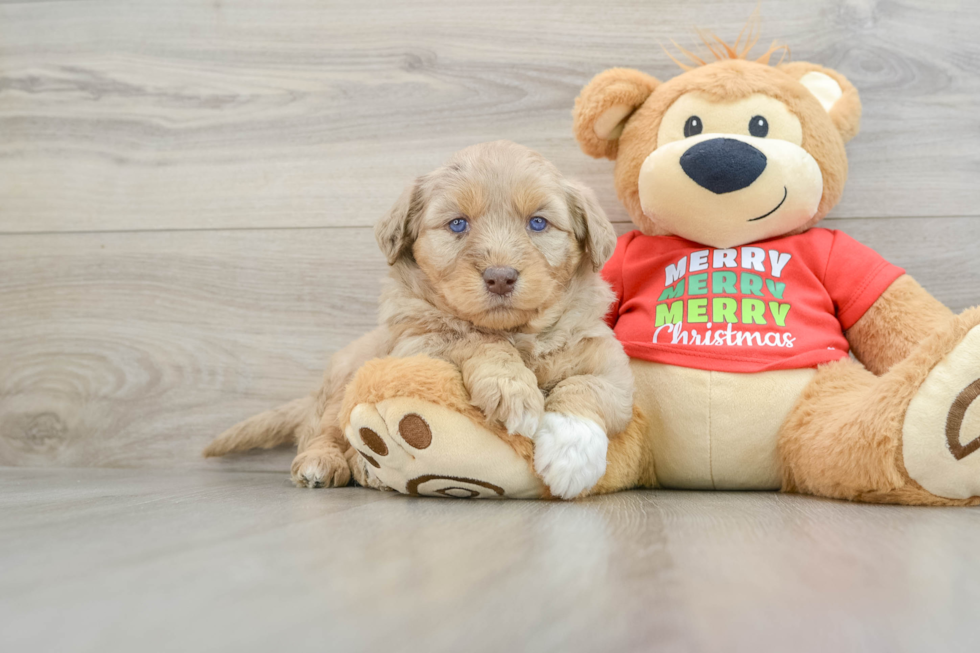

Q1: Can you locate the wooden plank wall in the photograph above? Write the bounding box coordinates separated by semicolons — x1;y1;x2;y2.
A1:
2;0;979;470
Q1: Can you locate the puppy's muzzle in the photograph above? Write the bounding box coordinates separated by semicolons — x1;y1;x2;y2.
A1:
483;267;519;296
680;137;767;194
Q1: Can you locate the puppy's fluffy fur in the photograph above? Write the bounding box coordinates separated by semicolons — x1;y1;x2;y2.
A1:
204;141;634;498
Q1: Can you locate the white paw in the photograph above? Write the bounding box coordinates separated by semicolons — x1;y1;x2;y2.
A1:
532;412;608;500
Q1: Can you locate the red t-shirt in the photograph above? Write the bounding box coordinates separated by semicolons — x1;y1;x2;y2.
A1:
602;228;905;373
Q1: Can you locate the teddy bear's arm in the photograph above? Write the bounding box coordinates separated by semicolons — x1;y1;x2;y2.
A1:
845;274;953;375
390;331;545;439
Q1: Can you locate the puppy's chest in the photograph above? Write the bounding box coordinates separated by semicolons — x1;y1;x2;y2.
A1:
509;333;575;389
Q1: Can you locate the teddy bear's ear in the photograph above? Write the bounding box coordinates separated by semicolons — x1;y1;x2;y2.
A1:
779;62;862;143
573;68;660;160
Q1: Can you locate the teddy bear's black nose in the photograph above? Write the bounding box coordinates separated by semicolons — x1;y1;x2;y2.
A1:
680;138;768;194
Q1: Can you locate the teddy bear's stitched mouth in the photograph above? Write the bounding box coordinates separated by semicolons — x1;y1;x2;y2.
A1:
747;186;788;222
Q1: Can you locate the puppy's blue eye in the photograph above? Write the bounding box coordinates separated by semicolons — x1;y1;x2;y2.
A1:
528;216;548;232
448;218;468;233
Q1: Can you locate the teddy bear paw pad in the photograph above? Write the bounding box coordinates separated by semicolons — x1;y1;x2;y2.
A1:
345;397;545;499
904;325;980;499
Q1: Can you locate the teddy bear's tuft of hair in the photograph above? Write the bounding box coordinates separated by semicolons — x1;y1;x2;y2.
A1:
663;8;790;71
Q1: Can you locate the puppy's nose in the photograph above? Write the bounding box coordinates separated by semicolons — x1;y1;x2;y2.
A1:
483;267;519;296
680;137;767;194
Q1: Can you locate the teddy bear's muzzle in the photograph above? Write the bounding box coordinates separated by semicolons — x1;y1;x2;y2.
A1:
636;133;824;249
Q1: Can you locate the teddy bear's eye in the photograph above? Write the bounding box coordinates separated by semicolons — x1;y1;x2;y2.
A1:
684;116;703;138
749;115;769;138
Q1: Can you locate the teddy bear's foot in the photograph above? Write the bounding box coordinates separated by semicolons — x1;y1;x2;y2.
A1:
345;397;546;499
904;324;980;499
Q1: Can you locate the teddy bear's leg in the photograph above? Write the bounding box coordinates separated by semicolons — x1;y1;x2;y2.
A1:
341;355;545;498
584;406;657;496
340;355;651;498
779;307;980;505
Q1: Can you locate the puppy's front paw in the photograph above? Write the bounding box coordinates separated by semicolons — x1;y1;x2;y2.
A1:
533;412;608;500
291;449;351;488
467;370;545;438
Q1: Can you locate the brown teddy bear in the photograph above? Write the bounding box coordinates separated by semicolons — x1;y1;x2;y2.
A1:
339;33;980;505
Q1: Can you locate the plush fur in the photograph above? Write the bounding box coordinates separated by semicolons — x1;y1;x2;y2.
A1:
338;354;656;498
588;406;657;495
568;28;980;505
575;60;853;241
340;354;535;465
845;274;954;375
204;141;634;496
780;307;980;506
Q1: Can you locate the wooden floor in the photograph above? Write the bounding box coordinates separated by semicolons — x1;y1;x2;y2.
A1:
2;467;978;653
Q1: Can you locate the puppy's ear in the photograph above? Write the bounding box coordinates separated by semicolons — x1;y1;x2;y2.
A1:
779;62;862;143
573;68;659;160
565;181;617;271
375;179;426;265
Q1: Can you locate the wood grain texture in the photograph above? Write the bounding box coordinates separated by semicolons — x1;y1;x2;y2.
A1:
0;227;384;469
2;0;980;232
1;218;977;470
2;467;979;653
